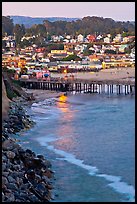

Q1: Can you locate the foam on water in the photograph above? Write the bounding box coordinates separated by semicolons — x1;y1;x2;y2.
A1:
35;135;135;202
98;174;135;202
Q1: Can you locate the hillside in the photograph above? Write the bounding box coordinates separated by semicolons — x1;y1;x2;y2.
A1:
10;15;80;28
2;78;10;121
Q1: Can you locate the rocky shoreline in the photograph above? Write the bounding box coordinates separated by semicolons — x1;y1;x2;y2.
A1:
2;98;55;202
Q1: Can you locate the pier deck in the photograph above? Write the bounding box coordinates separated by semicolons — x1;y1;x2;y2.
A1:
18;77;135;95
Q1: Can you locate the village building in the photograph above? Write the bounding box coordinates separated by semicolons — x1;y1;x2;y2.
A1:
77;34;84;42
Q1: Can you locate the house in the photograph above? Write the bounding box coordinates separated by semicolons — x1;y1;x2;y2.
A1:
113;34;122;43
89;54;101;62
51;35;64;42
104;37;110;43
77;34;84;42
70;39;77;43
87;35;96;42
75;44;87;52
64;44;74;51
118;44;129;53
122;37;129;43
96;35;103;41
63;39;70;43
127;36;135;42
66;35;71;40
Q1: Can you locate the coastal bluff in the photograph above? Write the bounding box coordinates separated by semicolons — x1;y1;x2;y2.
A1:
2;78;10;121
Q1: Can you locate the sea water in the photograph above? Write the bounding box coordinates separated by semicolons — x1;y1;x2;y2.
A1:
16;93;135;202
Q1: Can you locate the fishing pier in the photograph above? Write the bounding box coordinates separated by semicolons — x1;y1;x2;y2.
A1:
19;77;135;95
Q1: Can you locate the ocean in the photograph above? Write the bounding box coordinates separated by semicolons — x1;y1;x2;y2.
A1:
15;93;135;202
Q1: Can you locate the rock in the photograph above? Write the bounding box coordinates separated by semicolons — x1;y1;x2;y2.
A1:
2;163;7;171
15;198;26;202
35;174;41;182
25;149;33;154
28;194;40;202
10;172;20;179
16;177;23;186
8;183;18;191
2;172;9;177
2;139;15;151
42;159;52;168
16;171;24;178
35;182;46;193
5;193;15;202
13;164;20;170
7;175;16;183
42;170;53;178
32;158;43;168
26;169;36;180
6;151;16;159
2;100;53;202
2;176;8;186
42;175;51;183
37;154;44;160
2;192;5;201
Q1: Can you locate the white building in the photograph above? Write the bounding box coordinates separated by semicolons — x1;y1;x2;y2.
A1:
113;34;122;43
70;39;77;43
75;44;87;52
77;34;84;42
104;37;110;43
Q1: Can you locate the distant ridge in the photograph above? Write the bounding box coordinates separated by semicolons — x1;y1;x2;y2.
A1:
10;15;81;28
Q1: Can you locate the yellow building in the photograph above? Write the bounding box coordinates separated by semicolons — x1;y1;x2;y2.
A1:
51;50;67;54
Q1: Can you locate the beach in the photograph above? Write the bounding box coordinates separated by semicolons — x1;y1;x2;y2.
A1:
23;89;65;103
51;67;135;81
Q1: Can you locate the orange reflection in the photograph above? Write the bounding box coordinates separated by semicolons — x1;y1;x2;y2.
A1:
58;95;67;103
55;95;76;148
57;95;69;113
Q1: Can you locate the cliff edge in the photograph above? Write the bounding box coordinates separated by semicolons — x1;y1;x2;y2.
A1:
2;78;10;121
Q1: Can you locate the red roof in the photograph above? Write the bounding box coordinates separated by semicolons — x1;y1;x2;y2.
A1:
87;35;96;41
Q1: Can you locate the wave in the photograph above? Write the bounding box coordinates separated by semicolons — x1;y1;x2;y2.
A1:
35;136;135;202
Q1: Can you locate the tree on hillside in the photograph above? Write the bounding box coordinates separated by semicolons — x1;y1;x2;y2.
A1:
2;16;14;36
13;24;26;47
62;54;82;61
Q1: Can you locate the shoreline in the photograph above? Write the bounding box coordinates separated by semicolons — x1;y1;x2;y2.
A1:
2;66;135;202
2;94;58;202
23;89;66;103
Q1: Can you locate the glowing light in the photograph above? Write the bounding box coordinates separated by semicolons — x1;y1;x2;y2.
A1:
58;95;67;103
64;69;67;73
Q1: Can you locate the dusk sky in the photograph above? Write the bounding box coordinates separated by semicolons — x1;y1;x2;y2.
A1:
2;2;135;21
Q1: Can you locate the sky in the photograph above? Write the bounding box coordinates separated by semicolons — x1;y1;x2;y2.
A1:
2;2;135;21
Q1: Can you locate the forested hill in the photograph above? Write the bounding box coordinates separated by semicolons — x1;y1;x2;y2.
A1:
10;16;80;28
2;15;135;37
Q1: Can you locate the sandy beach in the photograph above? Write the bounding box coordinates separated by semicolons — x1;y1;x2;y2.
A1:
51;67;135;81
24;89;65;103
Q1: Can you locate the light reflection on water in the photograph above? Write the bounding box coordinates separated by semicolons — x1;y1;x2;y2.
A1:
19;93;135;202
55;95;77;149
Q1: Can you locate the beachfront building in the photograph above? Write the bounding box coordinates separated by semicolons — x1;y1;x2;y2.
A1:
102;58;135;69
